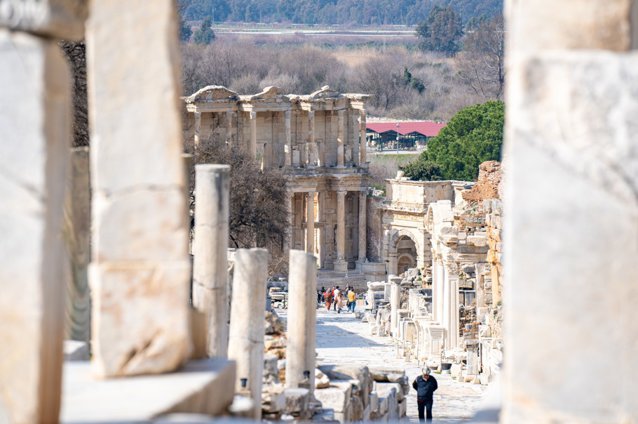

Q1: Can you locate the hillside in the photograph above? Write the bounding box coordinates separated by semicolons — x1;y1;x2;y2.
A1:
180;0;503;26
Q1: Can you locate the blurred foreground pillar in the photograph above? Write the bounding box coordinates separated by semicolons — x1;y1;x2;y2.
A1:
503;0;638;421
87;0;191;377
0;0;86;421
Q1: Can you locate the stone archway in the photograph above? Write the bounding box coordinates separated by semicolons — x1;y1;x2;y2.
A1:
387;230;421;275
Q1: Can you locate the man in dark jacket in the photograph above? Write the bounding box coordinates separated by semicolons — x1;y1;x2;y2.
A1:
412;367;438;422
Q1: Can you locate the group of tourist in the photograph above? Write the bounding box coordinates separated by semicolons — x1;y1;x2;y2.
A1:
318;285;357;313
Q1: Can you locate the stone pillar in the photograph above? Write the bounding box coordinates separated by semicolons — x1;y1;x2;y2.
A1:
307;110;316;167
285;250;318;393
358;110;367;164
389;276;401;337
388;253;398;276
87;0;191;377
358;191;367;266
0;26;73;424
431;256;439;321
192;165;230;358
337;110;345;167
226;110;234;146
228;248;269;419
249;110;257;159
334;190;348;272
503;1;638;422
65;147;92;343
193;111;202;150
284;109;292;167
306;191;316;254
284;192;295;253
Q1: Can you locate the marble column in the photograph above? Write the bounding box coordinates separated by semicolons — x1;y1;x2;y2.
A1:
334;190;347;272
285;250;318;393
307;110;316;167
284;192;295;254
358;110;367;165
358;191;367;266
192;164;230;358
284;109;292;167
87;0;191;377
249;110;257;159
389;276;401;337
0;27;74;424
193;111;201;150
226;110;234;146
337;110;345;167
306;191;316;254
228;248;269;419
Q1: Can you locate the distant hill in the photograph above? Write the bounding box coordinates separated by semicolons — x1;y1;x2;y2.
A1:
179;0;503;26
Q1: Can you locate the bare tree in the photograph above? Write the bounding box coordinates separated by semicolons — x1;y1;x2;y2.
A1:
457;15;505;100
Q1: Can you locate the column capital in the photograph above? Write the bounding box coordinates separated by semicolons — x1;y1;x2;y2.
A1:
249;110;257;119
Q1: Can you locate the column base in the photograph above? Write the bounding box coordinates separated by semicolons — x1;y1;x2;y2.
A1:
334;260;348;272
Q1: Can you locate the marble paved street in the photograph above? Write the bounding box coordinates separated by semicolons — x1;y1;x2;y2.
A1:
280;306;486;423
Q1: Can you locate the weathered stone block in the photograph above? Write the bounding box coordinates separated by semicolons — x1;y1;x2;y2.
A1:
90;262;191;377
0;0;87;40
283;388;309;414
507;0;632;52
61;359;236;422
314;386;349;414
0;28;71;424
504;51;638;422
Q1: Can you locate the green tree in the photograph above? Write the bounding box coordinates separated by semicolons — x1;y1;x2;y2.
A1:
416;5;463;56
402;101;504;181
193;17;215;45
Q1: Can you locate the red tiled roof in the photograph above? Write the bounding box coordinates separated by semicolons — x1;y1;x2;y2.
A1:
366;121;446;137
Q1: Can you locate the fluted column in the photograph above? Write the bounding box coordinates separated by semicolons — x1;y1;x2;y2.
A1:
194;111;202;150
358;110;367;164
334;190;347;272
306;191;315;254
249;110;257;159
284;109;292;167
337;110;345;167
358;190;367;266
307;110;316;167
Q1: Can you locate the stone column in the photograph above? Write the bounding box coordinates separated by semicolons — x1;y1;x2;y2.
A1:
192;165;230;358
285;250;318;393
284;192;295;253
430;255;439;321
193;111;202;150
284;109;292;167
389;276;401;337
87;0;191;377
388;253;398;276
226;110;235;146
358;191;367;267
307;110;316;167
249;110;257;159
503;1;638;422
0;25;74;423
228;248;269;419
337;110;345;167
334;190;348;272
358;109;367;164
65;147;92;343
306;191;316;254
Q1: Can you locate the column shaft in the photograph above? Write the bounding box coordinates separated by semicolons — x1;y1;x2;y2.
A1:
335;190;347;271
358;191;367;264
307;110;315;167
226;110;234;146
389;276;401;337
285;250;318;393
87;0;191;377
193;164;230;358
0;30;71;423
284;109;292;167
194;111;201;150
249;110;257;159
306;191;315;254
337;110;345;167
228;248;269;419
359;110;367;164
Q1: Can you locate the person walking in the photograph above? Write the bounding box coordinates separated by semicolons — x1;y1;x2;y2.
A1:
324;287;334;311
347;289;356;313
412;367;438;422
333;286;341;312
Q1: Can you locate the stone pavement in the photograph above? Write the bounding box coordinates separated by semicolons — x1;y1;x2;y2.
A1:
281;306;485;423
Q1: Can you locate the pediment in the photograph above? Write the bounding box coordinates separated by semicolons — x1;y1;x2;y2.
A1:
185;85;239;103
